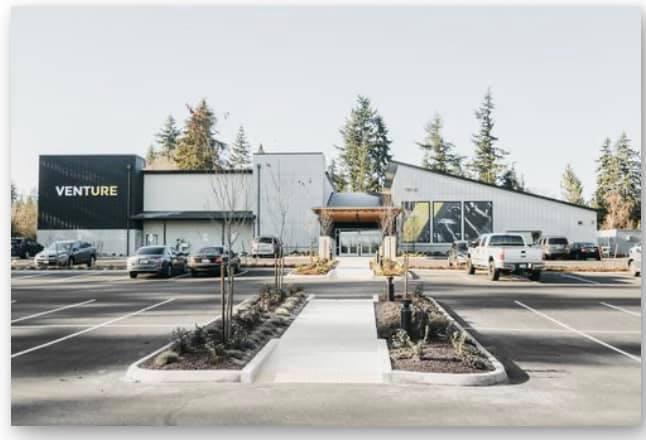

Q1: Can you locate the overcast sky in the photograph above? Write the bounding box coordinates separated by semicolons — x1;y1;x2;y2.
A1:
10;5;640;200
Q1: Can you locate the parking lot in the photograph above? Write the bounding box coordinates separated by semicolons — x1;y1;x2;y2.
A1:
11;268;642;426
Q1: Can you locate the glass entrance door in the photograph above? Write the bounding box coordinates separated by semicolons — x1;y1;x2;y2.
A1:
338;229;380;256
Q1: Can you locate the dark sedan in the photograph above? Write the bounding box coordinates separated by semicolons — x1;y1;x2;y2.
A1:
127;246;187;278
569;242;602;260
188;246;241;277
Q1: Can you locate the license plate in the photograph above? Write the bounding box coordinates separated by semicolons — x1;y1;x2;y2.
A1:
139;259;148;264
202;259;210;263
518;264;527;269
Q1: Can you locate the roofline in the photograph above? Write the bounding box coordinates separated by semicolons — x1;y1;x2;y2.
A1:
388;160;599;212
253;152;324;156
143;169;252;175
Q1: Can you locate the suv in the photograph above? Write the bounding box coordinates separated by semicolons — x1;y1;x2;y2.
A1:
537;236;569;260
251;236;281;258
11;237;43;259
34;240;97;268
127;246;187;278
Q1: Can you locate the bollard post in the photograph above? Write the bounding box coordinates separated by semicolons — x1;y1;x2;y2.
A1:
387;276;394;301
400;299;412;334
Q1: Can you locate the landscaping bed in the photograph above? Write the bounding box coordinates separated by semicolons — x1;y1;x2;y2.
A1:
370;258;405;276
293;258;337;275
142;284;307;372
375;287;494;375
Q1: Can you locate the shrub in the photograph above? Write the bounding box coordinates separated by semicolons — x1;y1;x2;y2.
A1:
205;340;226;365
153;350;179;367
172;327;191;354
288;284;304;295
190;324;207;350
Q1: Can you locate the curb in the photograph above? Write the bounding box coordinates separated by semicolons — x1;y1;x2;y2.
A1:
240;338;279;383
378;297;508;386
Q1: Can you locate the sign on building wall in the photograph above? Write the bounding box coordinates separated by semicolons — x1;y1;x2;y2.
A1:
432;201;462;243
38;155;143;230
402;201;431;243
464;201;493;241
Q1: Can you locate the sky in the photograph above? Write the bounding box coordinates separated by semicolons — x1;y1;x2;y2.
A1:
10;5;640;201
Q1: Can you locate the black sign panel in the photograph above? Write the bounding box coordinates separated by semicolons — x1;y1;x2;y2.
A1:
38;155;144;230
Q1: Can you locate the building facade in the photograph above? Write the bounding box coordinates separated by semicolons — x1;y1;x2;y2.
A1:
37;153;598;257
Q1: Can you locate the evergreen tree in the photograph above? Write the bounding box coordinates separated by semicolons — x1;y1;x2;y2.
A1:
594;138;617;210
229;125;252;169
369;115;392;191
417;114;464;175
469;88;508;184
499;163;525;191
560;164;585;205
155;115;181;158
336;96;392;192
174;99;225;170
327;158;347;191
257;143;265;154
613;133;641;223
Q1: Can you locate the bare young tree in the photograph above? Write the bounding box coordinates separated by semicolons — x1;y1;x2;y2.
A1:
264;164;292;290
377;194;398;265
208;171;252;342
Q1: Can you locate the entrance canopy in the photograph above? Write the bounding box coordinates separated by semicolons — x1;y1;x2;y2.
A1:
312;192;400;223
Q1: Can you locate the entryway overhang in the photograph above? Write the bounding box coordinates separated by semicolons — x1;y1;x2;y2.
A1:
311;207;400;223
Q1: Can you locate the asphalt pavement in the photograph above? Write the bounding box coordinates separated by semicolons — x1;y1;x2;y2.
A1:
10;268;642;426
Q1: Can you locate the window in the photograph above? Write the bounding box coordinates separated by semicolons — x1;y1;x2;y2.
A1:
464;201;493;242
137;246;165;255
145;234;159;246
489;235;525;247
401;201;431;243
548;237;568;245
432;201;462;243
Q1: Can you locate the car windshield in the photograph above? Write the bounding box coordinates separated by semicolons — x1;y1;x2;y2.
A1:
578;242;596;247
45;241;73;251
489;235;525;247
196;247;223;255
137;247;165;255
258;237;274;244
548;238;568;245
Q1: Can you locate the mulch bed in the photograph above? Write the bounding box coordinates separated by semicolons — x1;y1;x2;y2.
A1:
143;289;307;371
375;299;491;374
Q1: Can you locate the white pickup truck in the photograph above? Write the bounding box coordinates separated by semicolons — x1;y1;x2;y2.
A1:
466;233;544;281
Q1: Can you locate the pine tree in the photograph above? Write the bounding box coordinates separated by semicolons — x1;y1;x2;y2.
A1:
257;143;265;154
417;114;464;175
368;115;392;191
594;138;617;210
499;163;525;191
229;125;252;169
327;159;347;191
561;164;585;205
336;96;392;192
469;88;508;184
155;115;181;158
613;133;641;223
174;99;225;170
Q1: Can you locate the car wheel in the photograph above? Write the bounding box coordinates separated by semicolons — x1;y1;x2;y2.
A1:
630;260;640;277
466;259;475;275
190;269;197;277
165;264;173;278
488;262;500;281
529;270;542;282
87;256;96;268
129;271;138;279
68;257;75;267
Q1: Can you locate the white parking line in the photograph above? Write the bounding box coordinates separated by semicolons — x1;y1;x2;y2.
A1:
465;326;642;335
560;273;600;284
11;272;55;281
11;298;175;358
11;299;96;324
600;302;641;317
515;300;641;363
12;323;201;329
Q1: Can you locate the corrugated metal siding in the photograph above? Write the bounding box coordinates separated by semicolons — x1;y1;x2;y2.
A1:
391;164;597;245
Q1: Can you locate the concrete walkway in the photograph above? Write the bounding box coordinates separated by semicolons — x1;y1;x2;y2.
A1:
328;256;374;280
255;298;382;383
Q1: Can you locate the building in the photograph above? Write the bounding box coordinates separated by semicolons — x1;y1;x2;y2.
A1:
37;153;598;257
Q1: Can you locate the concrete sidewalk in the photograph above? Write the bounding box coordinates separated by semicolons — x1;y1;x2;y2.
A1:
328;256;374;281
255;298;382;383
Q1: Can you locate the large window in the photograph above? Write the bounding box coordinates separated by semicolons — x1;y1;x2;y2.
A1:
464;201;493;241
433;201;462;243
401;201;431;243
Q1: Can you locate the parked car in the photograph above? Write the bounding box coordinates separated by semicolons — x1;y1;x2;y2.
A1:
34;240;97;268
11;236;43;259
569;242;602;260
466;233;544;281
537;235;570;260
127;246;187;278
187;246;241;277
448;240;469;267
251;236;281;258
627;245;641;277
